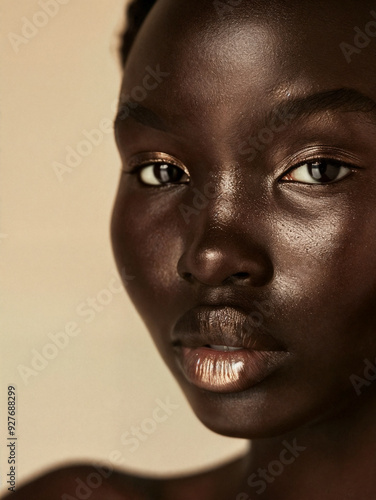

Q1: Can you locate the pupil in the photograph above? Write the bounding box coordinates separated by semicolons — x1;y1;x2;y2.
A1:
154;163;183;183
309;161;338;182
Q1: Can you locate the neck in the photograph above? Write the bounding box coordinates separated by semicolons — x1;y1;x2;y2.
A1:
237;391;376;500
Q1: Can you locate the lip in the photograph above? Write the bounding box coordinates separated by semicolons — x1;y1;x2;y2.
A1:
172;305;289;393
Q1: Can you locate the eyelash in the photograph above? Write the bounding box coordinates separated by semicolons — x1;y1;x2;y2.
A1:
125;156;360;187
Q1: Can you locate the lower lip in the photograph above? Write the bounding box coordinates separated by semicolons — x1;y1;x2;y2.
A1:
178;346;287;393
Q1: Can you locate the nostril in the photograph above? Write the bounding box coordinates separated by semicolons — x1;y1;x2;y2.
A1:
223;272;251;285
232;272;250;279
181;272;194;283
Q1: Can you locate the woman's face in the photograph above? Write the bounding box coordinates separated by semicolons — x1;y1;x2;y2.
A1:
112;0;376;438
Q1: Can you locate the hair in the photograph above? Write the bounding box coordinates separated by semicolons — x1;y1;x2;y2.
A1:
120;0;158;68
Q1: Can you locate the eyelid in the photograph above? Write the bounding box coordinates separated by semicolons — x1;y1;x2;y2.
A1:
276;145;363;174
126;152;190;176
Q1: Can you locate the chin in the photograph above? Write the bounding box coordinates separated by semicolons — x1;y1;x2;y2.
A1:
176;371;352;441
175;381;297;439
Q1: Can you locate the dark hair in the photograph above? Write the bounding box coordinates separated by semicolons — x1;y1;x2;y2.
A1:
120;0;158;67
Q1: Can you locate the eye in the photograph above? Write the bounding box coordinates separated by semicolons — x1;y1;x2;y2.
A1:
281;159;355;184
138;162;190;186
128;160;190;186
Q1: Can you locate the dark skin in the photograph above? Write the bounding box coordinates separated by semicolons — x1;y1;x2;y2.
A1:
7;0;376;498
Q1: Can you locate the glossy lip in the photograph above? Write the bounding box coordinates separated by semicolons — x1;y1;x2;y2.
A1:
172;305;289;393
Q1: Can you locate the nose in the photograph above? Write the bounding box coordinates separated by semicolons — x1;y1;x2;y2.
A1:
177;194;274;288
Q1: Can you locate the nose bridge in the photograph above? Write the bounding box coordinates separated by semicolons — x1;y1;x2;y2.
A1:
191;165;264;240
201;170;240;226
177;169;274;287
188;183;263;256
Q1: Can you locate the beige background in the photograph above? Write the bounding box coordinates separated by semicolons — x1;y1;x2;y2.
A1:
0;0;247;494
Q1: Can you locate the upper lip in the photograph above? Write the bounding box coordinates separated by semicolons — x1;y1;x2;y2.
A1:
171;305;286;352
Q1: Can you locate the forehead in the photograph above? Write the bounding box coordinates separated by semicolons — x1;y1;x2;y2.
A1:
121;0;376;123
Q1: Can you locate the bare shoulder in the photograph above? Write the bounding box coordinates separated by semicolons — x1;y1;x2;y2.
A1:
2;456;246;500
1;464;158;500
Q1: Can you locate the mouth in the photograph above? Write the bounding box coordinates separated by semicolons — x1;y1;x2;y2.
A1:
172;306;289;393
206;345;244;352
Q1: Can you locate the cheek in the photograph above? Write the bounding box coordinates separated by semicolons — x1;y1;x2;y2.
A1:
273;185;376;302
111;185;186;345
271;198;376;381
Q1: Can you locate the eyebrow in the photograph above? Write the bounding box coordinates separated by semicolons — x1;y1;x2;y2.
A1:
268;87;376;124
114;100;168;132
114;88;376;134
